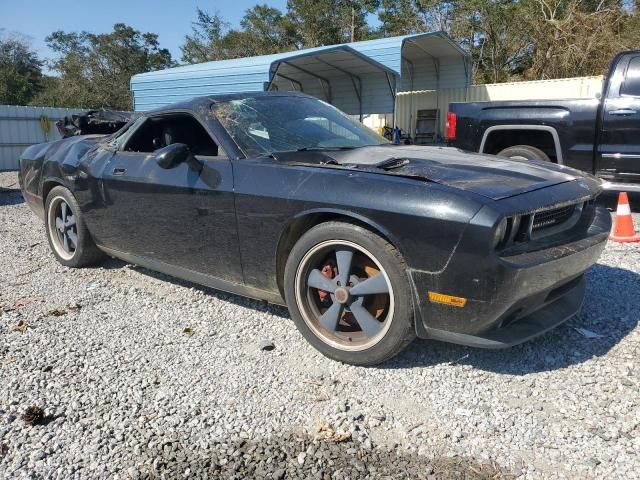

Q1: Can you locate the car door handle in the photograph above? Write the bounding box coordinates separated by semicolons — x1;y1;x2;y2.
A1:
608;109;637;116
112;167;126;176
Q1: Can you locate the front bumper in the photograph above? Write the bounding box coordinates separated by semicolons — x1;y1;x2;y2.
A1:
411;205;611;348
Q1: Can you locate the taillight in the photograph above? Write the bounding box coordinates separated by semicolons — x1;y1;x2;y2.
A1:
445;112;457;140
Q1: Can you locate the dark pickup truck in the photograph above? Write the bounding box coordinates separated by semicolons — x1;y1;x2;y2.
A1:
446;50;640;192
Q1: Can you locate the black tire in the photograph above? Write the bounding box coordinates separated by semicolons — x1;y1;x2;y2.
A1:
284;222;416;366
497;144;551;162
44;186;105;268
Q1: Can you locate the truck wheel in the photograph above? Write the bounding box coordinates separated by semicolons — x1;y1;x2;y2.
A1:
498;145;551;162
284;222;416;366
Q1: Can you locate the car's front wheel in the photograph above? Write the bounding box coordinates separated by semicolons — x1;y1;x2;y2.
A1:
284;222;416;366
45;186;105;268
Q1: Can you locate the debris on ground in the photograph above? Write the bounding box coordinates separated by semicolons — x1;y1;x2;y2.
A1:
574;327;605;339
259;340;275;351
313;419;352;443
6;297;39;311
313;392;330;402
10;320;28;333
448;353;470;366
47;308;67;317
183;326;194;336
21;406;45;426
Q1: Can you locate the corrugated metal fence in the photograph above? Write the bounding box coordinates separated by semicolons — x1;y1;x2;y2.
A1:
0;105;85;171
395;75;604;138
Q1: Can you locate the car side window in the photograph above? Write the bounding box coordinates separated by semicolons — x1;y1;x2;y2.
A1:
621;56;640;97
122;114;225;157
108;116;147;150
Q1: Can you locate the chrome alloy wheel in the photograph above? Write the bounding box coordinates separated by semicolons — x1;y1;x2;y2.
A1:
294;240;395;351
47;196;77;261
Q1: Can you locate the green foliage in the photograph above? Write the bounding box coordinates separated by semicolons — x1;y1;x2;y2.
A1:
182;1;381;62
182;6;300;62
287;0;379;46
42;23;175;110
0;32;43;105
5;2;640;109
378;0;423;36
182;1;640;83
374;0;640;83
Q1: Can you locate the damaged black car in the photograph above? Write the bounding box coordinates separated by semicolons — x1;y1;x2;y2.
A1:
19;92;610;365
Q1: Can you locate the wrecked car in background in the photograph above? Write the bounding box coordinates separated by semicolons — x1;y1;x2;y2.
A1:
19;92;610;365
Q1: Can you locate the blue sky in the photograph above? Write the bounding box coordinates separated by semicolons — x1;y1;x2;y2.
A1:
1;0;288;63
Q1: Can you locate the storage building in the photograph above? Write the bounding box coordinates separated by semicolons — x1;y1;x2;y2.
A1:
130;32;470;130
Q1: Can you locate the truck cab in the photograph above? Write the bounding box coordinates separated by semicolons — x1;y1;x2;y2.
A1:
446;51;640;191
598;51;640;185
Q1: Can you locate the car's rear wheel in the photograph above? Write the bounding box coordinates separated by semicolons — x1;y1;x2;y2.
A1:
497;144;551;162
45;186;105;267
284;222;415;365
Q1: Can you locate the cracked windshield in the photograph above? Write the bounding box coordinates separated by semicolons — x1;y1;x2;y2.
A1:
212;95;388;157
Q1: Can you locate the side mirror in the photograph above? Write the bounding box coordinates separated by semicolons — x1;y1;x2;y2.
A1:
154;143;193;169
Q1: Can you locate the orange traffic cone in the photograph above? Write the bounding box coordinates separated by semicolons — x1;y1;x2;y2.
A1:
609;192;640;242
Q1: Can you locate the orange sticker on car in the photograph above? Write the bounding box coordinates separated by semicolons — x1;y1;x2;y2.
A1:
428;291;467;307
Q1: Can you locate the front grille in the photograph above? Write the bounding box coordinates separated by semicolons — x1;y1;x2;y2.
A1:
531;204;577;233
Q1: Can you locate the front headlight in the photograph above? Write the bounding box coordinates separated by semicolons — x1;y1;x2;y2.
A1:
493;217;508;248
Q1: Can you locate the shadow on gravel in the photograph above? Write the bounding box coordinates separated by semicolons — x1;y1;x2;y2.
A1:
127;264;291;319
105;257;638;374
121;431;511;480
0;189;24;206
387;263;639;374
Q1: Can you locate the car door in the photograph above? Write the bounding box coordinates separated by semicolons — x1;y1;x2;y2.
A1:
598;54;640;183
99;111;244;284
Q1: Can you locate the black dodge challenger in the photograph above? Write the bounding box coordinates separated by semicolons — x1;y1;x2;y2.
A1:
19;92;611;365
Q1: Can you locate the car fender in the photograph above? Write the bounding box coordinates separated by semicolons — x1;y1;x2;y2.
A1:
285;207;403;251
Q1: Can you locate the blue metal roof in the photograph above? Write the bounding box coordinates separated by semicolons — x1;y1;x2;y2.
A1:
131;32;469;113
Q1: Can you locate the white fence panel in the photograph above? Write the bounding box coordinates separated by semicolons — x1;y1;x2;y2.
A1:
0;105;85;171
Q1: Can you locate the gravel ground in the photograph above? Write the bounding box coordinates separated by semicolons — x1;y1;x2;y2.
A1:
1;171;639;479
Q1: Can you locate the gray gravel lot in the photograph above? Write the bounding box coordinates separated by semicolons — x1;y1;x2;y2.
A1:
1;171;639;479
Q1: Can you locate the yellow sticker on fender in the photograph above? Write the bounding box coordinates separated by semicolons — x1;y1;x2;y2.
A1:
428;291;467;307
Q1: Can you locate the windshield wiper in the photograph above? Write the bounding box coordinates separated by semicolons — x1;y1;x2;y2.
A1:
295;146;359;152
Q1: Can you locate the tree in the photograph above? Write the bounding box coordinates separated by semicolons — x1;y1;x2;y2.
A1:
286;0;378;47
183;1;640;82
43;23;174;109
238;5;300;53
181;6;299;63
378;0;424;36
181;9;230;63
0;31;43;105
377;1;458;37
451;0;533;83
522;0;635;80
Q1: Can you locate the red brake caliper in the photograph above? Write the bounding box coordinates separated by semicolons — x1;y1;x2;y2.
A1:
317;261;335;302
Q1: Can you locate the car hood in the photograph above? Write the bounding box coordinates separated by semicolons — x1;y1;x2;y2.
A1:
275;145;583;200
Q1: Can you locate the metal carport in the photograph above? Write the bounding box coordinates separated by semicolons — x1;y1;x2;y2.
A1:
266;46;397;121
130;32;470;122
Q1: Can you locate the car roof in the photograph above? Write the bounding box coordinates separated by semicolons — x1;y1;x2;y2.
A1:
146;91;313;115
